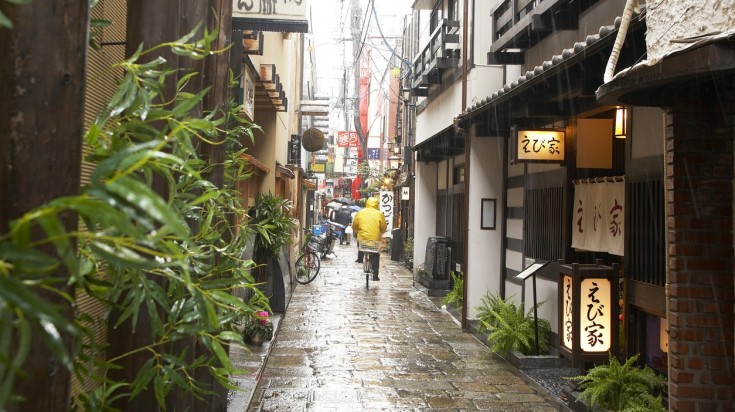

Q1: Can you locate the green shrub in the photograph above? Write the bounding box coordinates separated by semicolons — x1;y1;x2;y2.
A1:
442;271;463;309
569;353;666;412
0;26;266;409
402;237;413;259
475;292;550;357
251;192;297;259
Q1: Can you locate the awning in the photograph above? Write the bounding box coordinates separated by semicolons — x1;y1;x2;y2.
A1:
596;30;735;106
276;163;295;179
233;18;308;33
413;124;465;164
240;153;270;175
302;179;316;190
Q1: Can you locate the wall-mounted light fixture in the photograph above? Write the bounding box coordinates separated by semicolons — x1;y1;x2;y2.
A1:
400;88;411;103
614;106;627;139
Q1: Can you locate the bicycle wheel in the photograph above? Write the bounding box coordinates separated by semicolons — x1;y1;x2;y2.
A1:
363;254;370;289
295;251;320;284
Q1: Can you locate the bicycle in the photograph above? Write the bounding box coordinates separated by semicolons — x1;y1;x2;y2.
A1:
358;239;381;289
295;228;321;284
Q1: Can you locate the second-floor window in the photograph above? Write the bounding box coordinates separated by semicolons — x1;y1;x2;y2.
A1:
430;1;441;32
448;0;459;22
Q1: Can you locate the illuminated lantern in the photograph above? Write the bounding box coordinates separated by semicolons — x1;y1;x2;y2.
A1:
302;127;325;152
558;261;620;368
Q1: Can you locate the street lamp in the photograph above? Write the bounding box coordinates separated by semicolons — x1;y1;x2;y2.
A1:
400;88;412;105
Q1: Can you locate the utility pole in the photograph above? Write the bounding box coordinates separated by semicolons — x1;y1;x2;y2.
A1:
350;0;368;165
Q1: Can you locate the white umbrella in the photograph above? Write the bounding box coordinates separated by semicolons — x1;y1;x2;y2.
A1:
326;201;342;210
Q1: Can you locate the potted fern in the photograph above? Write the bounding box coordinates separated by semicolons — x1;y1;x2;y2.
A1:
568;353;666;411
476;292;551;358
402;237;414;269
442;271;463;310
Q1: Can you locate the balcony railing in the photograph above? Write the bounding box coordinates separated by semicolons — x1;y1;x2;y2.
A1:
411;19;460;94
488;0;600;65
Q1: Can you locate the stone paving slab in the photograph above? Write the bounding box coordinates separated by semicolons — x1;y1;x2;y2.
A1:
229;242;569;412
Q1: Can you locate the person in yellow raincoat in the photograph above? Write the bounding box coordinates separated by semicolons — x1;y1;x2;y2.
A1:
352;197;387;280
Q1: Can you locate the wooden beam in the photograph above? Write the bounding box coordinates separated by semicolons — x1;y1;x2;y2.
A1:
0;1;88;409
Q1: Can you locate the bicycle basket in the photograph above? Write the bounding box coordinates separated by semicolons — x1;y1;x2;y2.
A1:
358;240;381;253
307;236;325;250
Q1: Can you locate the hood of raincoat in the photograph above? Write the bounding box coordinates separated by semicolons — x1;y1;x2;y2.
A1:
365;197;379;209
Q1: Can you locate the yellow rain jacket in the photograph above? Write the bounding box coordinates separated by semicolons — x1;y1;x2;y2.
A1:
352;197;387;242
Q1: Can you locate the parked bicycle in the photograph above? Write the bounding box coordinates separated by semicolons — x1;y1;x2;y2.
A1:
295;228;321;284
358;239;380;289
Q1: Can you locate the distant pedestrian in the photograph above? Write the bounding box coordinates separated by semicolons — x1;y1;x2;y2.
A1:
334;205;353;244
352;197;386;280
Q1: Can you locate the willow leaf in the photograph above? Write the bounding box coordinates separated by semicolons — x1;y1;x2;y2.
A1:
106;176;189;238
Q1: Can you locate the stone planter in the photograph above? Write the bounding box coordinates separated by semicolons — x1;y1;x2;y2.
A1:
505;350;568;370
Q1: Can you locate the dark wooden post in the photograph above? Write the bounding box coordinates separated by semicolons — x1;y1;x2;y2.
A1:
194;1;233;410
0;1;89;411
106;2;184;411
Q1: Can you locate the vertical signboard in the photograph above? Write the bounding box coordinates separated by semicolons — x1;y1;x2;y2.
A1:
579;278;612;353
562;275;573;350
379;190;394;238
288;135;301;166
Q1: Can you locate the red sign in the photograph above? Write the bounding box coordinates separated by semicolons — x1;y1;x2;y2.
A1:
337;131;359;147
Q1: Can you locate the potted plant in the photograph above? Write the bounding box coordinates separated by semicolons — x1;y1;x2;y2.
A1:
476;292;551;358
249;192;297;310
242;311;274;346
568;353;666;412
442;271;463;310
402;237;414;269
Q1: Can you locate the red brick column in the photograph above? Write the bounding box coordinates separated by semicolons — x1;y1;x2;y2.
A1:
665;78;735;411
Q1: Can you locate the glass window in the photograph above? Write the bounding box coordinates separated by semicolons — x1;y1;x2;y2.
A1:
448;0;459;21
430;1;441;32
645;313;668;374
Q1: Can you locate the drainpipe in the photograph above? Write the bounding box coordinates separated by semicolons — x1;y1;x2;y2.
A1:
461;0;470;330
603;0;639;83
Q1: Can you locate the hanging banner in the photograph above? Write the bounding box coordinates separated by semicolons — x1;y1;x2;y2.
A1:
367;148;380;160
379;190;394;238
572;180;625;256
337;131;359;147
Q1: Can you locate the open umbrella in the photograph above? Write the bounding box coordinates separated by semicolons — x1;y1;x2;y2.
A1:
349;205;362;212
326;201;342;210
334;197;355;206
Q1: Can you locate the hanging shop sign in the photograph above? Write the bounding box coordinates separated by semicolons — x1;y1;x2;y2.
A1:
511;127;565;163
232;0;309;33
288;135;301;166
240;67;255;121
337;131;359;147
379;190;394;237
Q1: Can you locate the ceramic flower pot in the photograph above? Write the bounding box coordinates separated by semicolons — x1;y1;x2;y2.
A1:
245;332;266;346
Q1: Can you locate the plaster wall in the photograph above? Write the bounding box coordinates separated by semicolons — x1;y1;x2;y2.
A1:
472;0;494;65
467;65;505;110
414;161;438;271
415;81;463;145
466;134;505;319
645;0;735;60
247;32;302;192
631;107;665;159
523;0;626;70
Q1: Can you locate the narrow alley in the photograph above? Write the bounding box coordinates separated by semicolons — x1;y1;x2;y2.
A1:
238;243;565;411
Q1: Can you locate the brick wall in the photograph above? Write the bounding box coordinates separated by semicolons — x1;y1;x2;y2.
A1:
665;77;735;411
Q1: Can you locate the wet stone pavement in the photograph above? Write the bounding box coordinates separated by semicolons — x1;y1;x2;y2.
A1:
239;242;566;411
